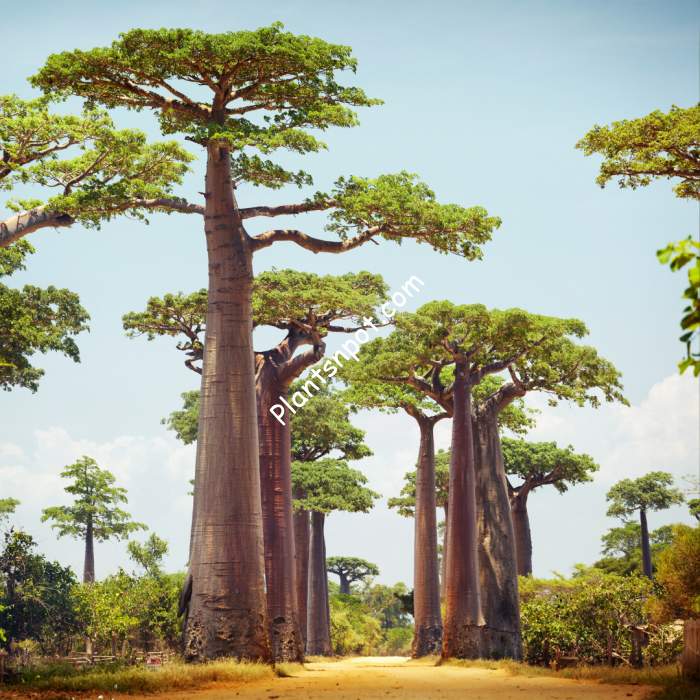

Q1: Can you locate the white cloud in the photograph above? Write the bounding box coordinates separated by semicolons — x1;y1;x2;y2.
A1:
523;372;699;485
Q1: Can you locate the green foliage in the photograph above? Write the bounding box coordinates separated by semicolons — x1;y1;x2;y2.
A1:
657;237;699;376
387;449;450;518
606;472;685;519
689;498;700;521
502;438;599;494
291;380;372;462
291;458;380;515
646;522;700;623
0;241;90;392
329;594;382;655
253;269;388;332
358;580;413;630
383;627;414;655
30;24;378;181
575;104;700;201
0;529;76;652
0;497;20;522
326;557;379;585
520;570;681;666
323;172;501;258
127;533;169;578
341;301;627;418
41;456;147;543
162;390;200;445
1;94;194;226
594;522;674;577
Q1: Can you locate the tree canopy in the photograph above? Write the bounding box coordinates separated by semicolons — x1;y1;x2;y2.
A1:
1;94;194;247
41;456;147;542
291;379;372;463
575;103;700;201
0;497;20;523
340;301;626;414
502;438;599;498
0;240;90;392
291;458;380;515
326;557;379;584
29;27;501;259
605;472;685;519
127;533;169;578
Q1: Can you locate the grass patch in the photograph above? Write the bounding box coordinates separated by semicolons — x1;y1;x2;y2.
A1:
274;662;306;677
304;655;342;663
16;657;275;694
439;658;696;695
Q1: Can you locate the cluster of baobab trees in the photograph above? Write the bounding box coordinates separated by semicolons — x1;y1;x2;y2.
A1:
1;24;629;664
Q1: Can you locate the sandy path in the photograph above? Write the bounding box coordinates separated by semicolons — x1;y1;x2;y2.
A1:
125;657;653;700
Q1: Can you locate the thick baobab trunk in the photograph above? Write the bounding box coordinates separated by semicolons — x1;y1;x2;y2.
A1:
640;509;653;581
183;144;272;663
83;518;95;583
293;490;310;645
338;573;351;595
307;511;333;655
409;411;443;657
511;490;533;577
472;400;522;661
442;362;484;660
256;362;304;662
440;503;449;601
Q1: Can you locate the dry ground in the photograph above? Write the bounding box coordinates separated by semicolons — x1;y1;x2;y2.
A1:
0;656;661;700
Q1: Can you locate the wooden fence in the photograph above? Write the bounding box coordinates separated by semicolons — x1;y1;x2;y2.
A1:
682;619;699;679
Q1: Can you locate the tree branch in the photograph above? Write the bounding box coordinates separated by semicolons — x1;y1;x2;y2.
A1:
250;226;381;255
239;199;337;219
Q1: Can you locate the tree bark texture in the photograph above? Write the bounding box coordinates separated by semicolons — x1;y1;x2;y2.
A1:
472;397;523;661
409;410;443;658
256;362;304;662
293;490;310;646
307;511;333;656
440;503;449;601
183;144;272;663
339;573;351;595
83;518;95;583
442;362;484;660
511;490;533;577
640;509;653;581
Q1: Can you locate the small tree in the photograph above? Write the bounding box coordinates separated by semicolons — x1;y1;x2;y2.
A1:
292;458;379;656
127;533;169;578
326;557;379;595
0;498;20;524
41;456;147;582
1;240;89;391
502;439;599;576
605;472;685;581
576;104;700;376
594;521;674;577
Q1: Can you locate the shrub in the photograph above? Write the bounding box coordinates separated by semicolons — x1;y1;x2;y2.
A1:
519;569;682;666
329;594;382;655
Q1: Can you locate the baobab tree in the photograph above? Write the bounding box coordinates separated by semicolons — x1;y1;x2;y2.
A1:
291;458;379;656
501;438;599;576
0;93;193;246
124;269;387;660
605;472;685;581
344;301;626;660
31;25;501;660
326;557;379;594
290;379;372;646
341;377;447;656
41;456;147;582
387;377;535;602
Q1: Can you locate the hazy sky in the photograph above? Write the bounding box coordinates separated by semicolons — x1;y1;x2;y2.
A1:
1;0;698;588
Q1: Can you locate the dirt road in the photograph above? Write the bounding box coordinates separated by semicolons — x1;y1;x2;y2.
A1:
147;657;654;700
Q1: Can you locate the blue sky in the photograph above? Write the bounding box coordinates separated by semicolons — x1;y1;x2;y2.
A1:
1;0;698;586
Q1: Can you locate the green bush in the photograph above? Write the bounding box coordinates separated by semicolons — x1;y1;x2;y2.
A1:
383;627;414;655
519;569;682;666
329;594;382;655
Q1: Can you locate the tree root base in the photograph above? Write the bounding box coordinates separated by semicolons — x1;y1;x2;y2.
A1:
182;607;273;663
482;626;523;661
412;625;443;658
269;613;305;662
441;622;484;660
